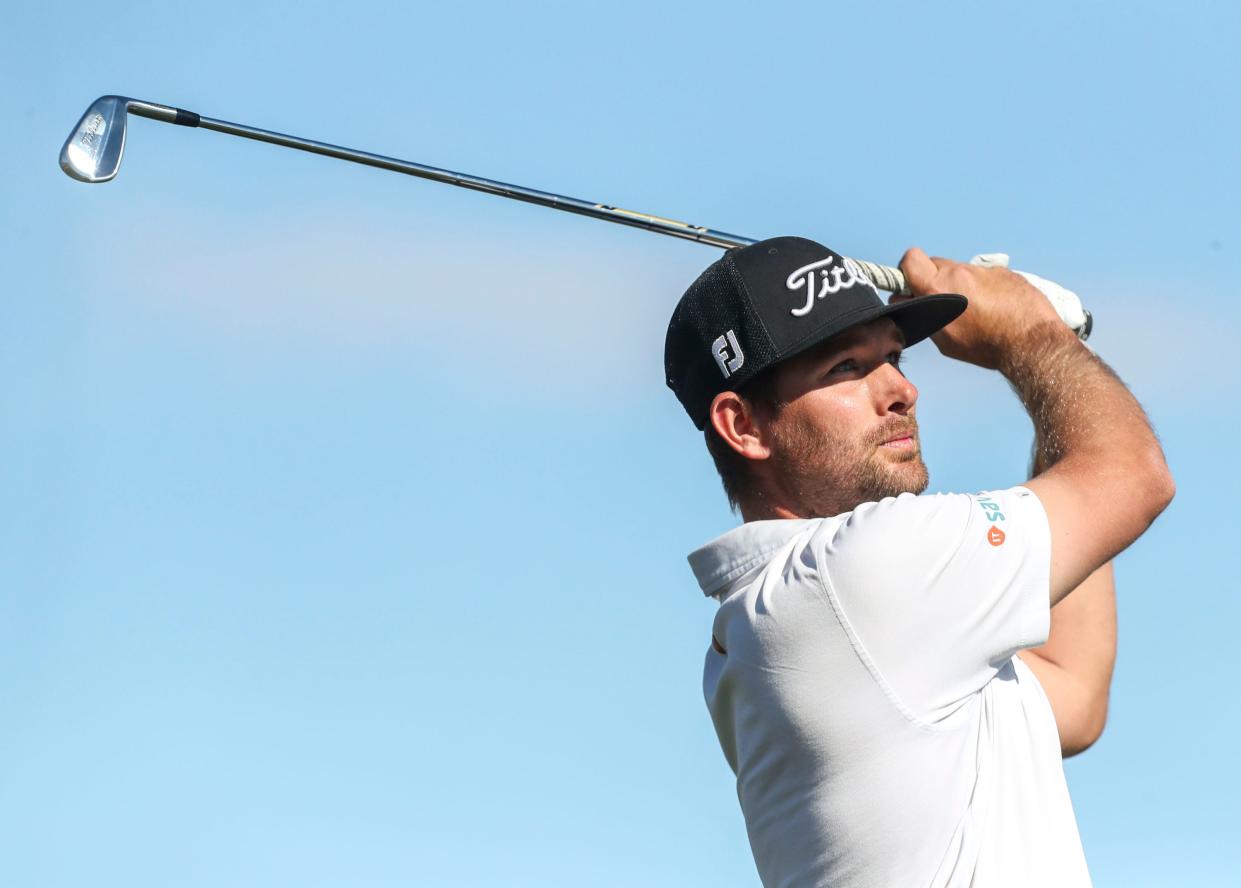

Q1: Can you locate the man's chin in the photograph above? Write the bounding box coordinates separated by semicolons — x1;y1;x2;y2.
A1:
901;464;930;496
874;456;929;498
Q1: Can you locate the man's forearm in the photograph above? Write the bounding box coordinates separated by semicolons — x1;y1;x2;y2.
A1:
1000;321;1173;597
1001;323;1157;474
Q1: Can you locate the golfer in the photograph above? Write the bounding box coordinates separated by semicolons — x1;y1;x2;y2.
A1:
664;237;1173;887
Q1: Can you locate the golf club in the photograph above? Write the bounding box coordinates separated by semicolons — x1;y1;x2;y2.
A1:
59;95;1091;339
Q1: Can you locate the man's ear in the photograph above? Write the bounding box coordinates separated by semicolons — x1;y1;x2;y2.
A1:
709;391;773;461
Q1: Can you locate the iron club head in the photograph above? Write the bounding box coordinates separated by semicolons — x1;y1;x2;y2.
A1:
60;95;130;183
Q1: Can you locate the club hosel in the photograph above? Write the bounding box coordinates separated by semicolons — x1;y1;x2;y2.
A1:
126;98;200;128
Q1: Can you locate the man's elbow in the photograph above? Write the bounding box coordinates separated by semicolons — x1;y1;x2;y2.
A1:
1156;467;1176;514
1063;695;1110;758
1138;445;1175;521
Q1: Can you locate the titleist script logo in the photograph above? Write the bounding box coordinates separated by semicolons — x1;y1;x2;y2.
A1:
79;113;106;149
785;256;877;317
712;329;745;378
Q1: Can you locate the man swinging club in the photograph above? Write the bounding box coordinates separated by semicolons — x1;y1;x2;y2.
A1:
663;237;1174;887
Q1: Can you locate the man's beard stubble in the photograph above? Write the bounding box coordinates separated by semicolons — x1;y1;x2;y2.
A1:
768;412;929;519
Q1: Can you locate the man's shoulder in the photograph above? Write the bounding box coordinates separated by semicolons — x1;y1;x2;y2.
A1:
826;488;1042;551
689;488;1043;600
829;490;969;535
689;494;964;598
802;489;1041;598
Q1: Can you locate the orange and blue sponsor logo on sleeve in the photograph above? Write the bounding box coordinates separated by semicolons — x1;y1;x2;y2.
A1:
976;494;1007;547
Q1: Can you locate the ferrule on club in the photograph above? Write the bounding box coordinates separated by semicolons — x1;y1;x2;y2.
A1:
126;99;201;128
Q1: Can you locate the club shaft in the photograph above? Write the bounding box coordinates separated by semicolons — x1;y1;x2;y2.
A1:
128;101;909;291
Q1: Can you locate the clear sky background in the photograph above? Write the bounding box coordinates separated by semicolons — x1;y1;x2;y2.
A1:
3;1;1238;885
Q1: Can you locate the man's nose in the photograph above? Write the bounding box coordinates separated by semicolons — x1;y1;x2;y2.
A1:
876;363;918;415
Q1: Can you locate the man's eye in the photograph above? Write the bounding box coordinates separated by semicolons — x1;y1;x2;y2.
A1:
827;352;902;377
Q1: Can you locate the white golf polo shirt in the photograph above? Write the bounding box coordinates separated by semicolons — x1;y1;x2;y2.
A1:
690;487;1091;887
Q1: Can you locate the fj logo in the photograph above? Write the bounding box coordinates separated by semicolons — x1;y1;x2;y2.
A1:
712;329;745;378
785;256;877;317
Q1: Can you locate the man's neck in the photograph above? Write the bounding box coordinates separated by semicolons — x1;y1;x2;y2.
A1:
739;488;819;523
739;481;857;522
740;500;806;522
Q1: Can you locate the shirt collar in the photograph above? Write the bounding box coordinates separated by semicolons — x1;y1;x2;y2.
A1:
688;519;819;598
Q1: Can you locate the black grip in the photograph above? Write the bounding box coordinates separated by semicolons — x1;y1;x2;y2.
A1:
173;108;201;127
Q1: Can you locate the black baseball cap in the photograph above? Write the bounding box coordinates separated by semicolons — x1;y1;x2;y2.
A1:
664;236;967;429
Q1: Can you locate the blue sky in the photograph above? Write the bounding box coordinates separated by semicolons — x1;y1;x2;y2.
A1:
2;1;1238;885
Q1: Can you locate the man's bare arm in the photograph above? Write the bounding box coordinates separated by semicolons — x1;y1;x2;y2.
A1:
1001;325;1172;601
1017;563;1117;756
1019;440;1119;757
899;250;1174;602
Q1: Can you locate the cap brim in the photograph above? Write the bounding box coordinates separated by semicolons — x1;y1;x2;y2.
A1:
879;293;968;347
774;293;967;369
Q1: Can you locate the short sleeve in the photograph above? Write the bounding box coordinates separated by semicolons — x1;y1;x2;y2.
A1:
815;487;1052;723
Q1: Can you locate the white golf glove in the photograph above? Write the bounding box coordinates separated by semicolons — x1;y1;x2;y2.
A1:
969;253;1092;341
